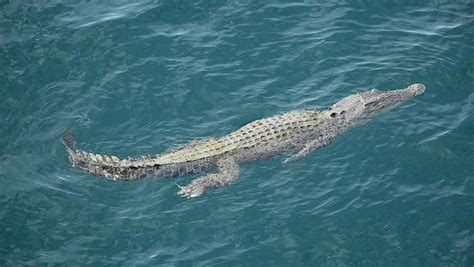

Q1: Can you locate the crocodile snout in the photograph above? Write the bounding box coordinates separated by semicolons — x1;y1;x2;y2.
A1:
408;83;426;96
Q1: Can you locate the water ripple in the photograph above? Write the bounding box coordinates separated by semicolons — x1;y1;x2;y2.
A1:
57;1;161;29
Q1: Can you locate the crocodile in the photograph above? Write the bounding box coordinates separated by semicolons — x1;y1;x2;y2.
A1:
62;83;425;198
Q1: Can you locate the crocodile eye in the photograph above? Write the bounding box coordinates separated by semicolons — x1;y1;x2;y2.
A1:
340;110;346;115
330;112;337;118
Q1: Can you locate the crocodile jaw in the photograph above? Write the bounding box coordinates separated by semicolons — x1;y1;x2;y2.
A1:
361;83;425;114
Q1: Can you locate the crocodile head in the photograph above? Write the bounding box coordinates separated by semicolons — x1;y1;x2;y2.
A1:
329;83;425;122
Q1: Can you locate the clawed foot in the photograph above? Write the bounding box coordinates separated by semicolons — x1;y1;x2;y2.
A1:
176;183;205;198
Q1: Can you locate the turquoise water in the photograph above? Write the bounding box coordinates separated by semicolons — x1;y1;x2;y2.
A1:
1;0;474;265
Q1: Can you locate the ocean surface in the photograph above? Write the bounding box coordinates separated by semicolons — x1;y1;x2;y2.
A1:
1;0;474;266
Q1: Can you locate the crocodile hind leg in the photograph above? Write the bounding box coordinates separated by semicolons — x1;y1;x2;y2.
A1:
177;157;240;198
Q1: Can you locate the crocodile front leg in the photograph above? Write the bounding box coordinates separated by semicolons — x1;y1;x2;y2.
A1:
284;138;332;163
177;157;240;198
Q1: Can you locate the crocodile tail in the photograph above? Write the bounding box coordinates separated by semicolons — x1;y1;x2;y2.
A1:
62;130;77;152
61;130;156;180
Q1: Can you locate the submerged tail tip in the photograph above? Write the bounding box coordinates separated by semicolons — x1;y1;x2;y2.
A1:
62;130;77;151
